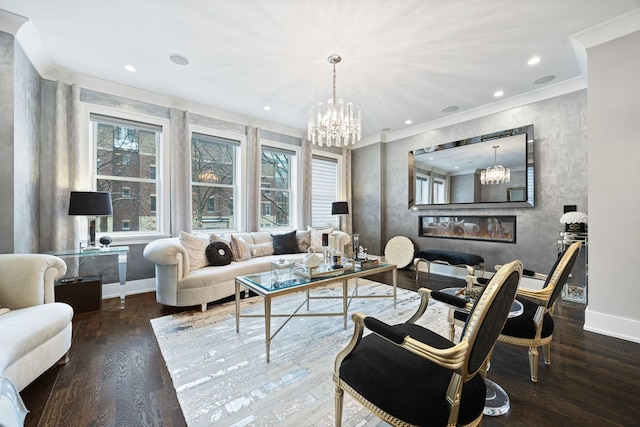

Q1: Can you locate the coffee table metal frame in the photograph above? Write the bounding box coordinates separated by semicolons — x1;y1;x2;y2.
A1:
235;262;397;362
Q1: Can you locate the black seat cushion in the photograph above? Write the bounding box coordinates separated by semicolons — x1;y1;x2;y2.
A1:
500;296;554;339
339;323;486;426
453;296;554;339
416;249;484;267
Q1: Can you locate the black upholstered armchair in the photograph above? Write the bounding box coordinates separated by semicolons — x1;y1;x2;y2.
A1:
449;241;582;382
333;260;522;426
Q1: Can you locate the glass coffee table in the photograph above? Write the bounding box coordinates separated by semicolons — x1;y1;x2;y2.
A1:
235;262;397;362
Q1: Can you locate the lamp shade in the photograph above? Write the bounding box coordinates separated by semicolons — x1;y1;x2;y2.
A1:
69;191;113;216
331;201;349;215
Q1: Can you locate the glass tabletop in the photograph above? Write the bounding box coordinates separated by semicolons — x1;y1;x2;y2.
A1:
238;262;394;293
48;246;129;257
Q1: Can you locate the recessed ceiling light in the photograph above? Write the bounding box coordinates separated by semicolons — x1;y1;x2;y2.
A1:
528;56;541;65
124;64;136;72
441;105;459;113
533;75;556;85
169;53;189;66
494;90;504;97
263;106;271;111
405;120;412;125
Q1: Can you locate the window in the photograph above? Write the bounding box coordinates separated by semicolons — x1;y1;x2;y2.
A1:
311;156;339;227
261;144;297;229
191;131;240;230
433;178;446;204
91;112;164;234
416;175;429;205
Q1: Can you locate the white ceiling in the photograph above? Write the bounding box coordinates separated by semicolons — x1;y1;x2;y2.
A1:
1;0;639;142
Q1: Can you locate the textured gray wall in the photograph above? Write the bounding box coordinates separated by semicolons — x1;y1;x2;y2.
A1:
352;142;384;255
13;38;41;253
353;90;588;273
0;32;15;254
0;32;42;254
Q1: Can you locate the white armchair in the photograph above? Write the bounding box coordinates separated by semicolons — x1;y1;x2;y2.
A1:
0;254;74;391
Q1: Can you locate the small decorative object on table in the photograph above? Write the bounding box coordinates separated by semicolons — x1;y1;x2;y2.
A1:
271;258;294;283
99;235;112;247
560;211;587;232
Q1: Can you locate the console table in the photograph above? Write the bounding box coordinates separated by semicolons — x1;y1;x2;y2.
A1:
48;246;129;308
557;232;588;305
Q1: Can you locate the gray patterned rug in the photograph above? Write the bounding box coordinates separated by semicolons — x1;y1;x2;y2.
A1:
151;279;451;426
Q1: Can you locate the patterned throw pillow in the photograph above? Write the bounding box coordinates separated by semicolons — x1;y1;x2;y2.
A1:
179;231;210;271
250;242;275;258
230;235;252;262
308;226;335;249
296;230;311;253
206;241;233;266
272;230;299;255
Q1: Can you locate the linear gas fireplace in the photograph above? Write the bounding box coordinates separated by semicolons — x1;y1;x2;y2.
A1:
419;215;516;243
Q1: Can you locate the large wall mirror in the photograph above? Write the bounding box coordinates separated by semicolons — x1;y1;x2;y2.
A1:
408;125;534;209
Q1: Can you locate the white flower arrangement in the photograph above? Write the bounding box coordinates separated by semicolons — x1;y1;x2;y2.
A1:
559;211;588;224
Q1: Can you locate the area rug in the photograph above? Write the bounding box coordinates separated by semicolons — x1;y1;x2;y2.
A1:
151;279;451;426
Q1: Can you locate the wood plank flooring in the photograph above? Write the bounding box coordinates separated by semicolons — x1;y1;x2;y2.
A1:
20;270;640;426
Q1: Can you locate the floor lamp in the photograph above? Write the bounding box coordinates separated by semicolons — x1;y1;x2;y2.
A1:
68;191;113;250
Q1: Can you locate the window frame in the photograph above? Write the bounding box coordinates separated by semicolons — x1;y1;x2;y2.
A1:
82;104;171;243
311;149;345;228
260;140;300;231
189;126;245;232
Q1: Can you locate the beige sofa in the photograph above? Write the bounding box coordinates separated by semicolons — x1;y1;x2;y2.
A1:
143;230;351;311
0;254;74;391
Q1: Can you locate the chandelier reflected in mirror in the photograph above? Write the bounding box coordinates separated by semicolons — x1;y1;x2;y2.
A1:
308;54;361;148
481;145;510;185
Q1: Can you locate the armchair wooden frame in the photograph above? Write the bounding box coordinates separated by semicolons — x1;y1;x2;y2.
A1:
448;241;582;382
333;260;522;427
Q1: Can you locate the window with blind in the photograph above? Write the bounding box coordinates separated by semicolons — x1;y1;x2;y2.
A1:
91;112;164;234
311;156;339;228
191;132;240;230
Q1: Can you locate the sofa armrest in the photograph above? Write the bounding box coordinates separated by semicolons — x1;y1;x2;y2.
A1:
0;254;66;309
143;238;187;279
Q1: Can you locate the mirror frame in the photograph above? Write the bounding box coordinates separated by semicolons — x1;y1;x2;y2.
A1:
408;124;534;210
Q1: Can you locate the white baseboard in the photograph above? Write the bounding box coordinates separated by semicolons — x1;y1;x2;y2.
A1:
584;308;640;344
102;278;155;300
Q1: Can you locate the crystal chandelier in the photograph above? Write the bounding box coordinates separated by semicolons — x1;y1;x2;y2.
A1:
481;145;510;185
308;54;361;148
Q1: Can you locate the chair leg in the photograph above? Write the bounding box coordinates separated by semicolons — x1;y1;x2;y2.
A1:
542;343;551;365
335;385;344;427
528;346;539;382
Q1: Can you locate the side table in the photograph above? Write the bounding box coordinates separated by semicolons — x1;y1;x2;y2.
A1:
48;246;129;308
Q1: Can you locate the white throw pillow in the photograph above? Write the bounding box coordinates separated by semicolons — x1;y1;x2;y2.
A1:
250;242;275;258
230;235;252;262
308;226;335;249
179;231;210;271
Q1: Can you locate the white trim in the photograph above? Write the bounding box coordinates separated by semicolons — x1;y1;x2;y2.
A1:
260;139;300;230
102;277;155;299
584;308;640;344
188;125;247;232
80;103;171;242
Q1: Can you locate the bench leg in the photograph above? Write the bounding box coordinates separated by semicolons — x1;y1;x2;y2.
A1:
414;258;430;281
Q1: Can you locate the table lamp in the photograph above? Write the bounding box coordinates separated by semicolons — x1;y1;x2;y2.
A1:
331;201;349;232
68;191;113;250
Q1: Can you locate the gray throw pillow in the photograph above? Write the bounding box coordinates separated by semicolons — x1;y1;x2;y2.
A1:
271;230;299;255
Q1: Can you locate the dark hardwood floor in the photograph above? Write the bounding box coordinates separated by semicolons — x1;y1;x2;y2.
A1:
20;270;640;426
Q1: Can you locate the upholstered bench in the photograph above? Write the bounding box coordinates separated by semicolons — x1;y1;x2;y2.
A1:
414;249;485;280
